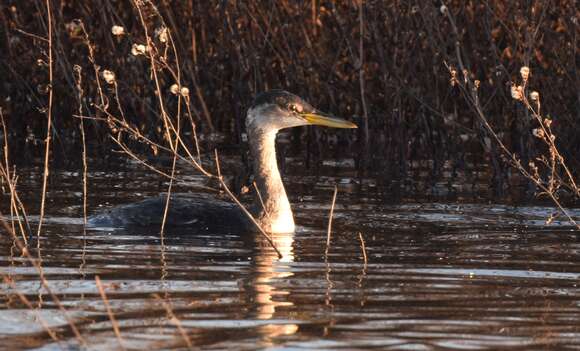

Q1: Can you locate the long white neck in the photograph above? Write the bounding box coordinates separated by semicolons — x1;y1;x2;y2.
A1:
248;126;295;233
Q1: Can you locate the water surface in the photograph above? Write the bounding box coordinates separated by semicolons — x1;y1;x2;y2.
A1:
1;158;580;350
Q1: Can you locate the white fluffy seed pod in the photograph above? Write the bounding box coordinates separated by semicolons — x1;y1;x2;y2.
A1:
102;70;116;84
111;25;125;36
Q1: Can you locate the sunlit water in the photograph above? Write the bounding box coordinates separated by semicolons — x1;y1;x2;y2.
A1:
1;157;580;350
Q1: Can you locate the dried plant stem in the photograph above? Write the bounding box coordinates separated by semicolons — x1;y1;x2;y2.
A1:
160;111;181;234
107;135;216;193
78;21;105;108
94;106;211;177
214;150;282;258
154;294;194;350
160;28;185;235
0;214;86;346
133;1;175;151
0;111;29;243
183;96;202;164
358;232;368;264
37;0;54;239
358;0;369;159
95;276;125;350
0;166;26;243
325;185;338;257
3;277;60;344
357;232;368;287
73;66;88;225
253;181;271;220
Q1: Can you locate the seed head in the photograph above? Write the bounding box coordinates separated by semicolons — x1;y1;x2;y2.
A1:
180;87;190;97
111;25;125;36
510;85;523;101
449;69;457;86
439;5;448;15
170;84;180;95
102;70;116;84
532;128;544;138
530;91;539;101
131;43;148;56
520;66;530;81
156;27;169;43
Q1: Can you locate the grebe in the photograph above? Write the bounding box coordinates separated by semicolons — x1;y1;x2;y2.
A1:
88;90;357;233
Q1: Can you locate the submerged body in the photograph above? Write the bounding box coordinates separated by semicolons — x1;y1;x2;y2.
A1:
88;90;356;233
88;194;251;231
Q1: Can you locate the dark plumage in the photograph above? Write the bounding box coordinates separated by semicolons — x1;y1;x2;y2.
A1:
251;89;316;113
88;194;250;231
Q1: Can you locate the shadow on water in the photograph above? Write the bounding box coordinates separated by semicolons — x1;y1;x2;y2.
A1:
1;159;580;350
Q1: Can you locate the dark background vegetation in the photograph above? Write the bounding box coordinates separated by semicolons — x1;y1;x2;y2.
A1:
0;0;578;197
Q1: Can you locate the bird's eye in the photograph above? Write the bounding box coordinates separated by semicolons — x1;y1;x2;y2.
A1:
288;104;302;113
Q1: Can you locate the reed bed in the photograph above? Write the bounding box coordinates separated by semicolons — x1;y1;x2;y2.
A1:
0;1;577;192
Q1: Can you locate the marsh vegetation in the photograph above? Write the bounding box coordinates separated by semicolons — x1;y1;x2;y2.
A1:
0;1;579;349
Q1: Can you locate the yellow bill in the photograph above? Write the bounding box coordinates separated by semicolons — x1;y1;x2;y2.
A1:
301;112;357;129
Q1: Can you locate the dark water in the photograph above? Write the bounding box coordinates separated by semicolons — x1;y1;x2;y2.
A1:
1;158;580;350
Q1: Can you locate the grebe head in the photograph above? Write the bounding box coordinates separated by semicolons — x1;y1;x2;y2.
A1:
246;90;357;132
245;90;357;234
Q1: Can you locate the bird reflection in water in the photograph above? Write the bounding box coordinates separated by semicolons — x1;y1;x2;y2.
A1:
246;232;299;344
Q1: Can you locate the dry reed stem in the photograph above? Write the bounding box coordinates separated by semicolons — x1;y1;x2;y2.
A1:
73;66;90;277
159;26;185;236
13;28;49;43
357;232;368;288
358;0;370;160
78;21;106;108
95;276;125;351
97;105;211;177
3;277;60;344
160;144;178;235
214;150;282;258
159;95;181;236
2;170;30;243
253;181;271;221
73;66;88;226
358;232;368;264
165;26;203;162
154;294;194;350
107;135;217;194
183;95;202;164
36;0;54;240
0;111;29;244
0;214;87;346
325;185;338;257
133;1;175;151
521;97;578;193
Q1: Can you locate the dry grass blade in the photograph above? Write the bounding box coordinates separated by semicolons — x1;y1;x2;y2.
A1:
214;150;282;259
36;0;54;240
325;185;338;257
95;276;126;351
0;213;87;346
3;277;60;344
358;232;368;264
154;294;194;350
0;110;30;243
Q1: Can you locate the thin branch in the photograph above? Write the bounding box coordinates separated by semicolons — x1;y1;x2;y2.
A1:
95;276;126;351
325;185;338;257
37;0;54;239
214;150;282;258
